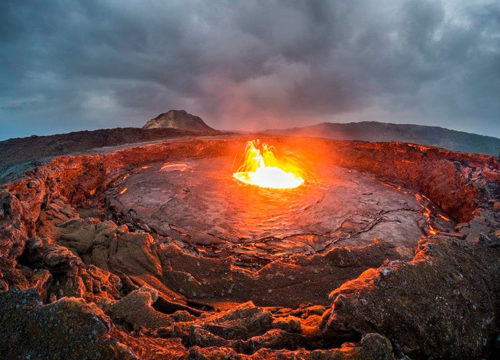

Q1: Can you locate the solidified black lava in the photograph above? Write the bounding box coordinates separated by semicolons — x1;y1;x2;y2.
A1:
108;156;454;265
0;136;499;360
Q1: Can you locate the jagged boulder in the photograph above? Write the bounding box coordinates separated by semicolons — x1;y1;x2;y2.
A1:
57;218;164;284
322;237;500;359
0;288;136;360
107;286;195;330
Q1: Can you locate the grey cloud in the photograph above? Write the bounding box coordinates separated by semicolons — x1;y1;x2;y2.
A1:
0;0;499;140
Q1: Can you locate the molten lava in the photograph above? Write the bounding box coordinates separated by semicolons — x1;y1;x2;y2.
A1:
233;140;304;189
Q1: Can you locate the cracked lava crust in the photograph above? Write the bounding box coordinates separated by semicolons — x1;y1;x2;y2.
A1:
108;156;453;270
0;136;499;360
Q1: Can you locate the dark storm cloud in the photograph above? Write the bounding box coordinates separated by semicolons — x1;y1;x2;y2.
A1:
0;0;499;139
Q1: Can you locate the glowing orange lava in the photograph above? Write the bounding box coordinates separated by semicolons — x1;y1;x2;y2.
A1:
160;163;187;172
233;140;304;189
438;214;451;222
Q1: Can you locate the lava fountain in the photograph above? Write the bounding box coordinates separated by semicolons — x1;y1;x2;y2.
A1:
232;140;304;189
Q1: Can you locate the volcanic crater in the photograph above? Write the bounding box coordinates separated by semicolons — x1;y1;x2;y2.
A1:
107;148;453;267
1;135;499;359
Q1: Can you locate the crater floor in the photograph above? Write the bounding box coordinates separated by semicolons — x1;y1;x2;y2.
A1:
108;156;454;266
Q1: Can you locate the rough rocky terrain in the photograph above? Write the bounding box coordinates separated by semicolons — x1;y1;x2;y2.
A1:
0;135;499;359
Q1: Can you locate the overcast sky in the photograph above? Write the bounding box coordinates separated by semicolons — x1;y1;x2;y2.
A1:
1;0;499;140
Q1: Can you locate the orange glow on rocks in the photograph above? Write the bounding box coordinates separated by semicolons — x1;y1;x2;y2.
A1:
438;214;451;222
233;140;304;189
160;163;187;172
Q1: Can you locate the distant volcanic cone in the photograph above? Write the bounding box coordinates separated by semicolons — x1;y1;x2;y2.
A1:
143;109;217;133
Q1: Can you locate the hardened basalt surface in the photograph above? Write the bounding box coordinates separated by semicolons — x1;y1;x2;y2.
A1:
0;135;498;359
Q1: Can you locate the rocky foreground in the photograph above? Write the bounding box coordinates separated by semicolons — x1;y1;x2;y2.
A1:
0;136;499;359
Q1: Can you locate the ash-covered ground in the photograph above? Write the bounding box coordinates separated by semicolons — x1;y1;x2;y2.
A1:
0;135;499;359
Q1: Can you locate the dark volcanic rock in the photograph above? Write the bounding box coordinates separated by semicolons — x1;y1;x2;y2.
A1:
24;236;82;274
0;189;27;259
322;237;500;359
268;121;500;155
0;127;209;183
106;286;193;330
0;136;498;359
143;109;216;133
0;288;135;360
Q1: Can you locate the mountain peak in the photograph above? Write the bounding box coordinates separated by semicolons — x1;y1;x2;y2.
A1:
143;110;216;133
